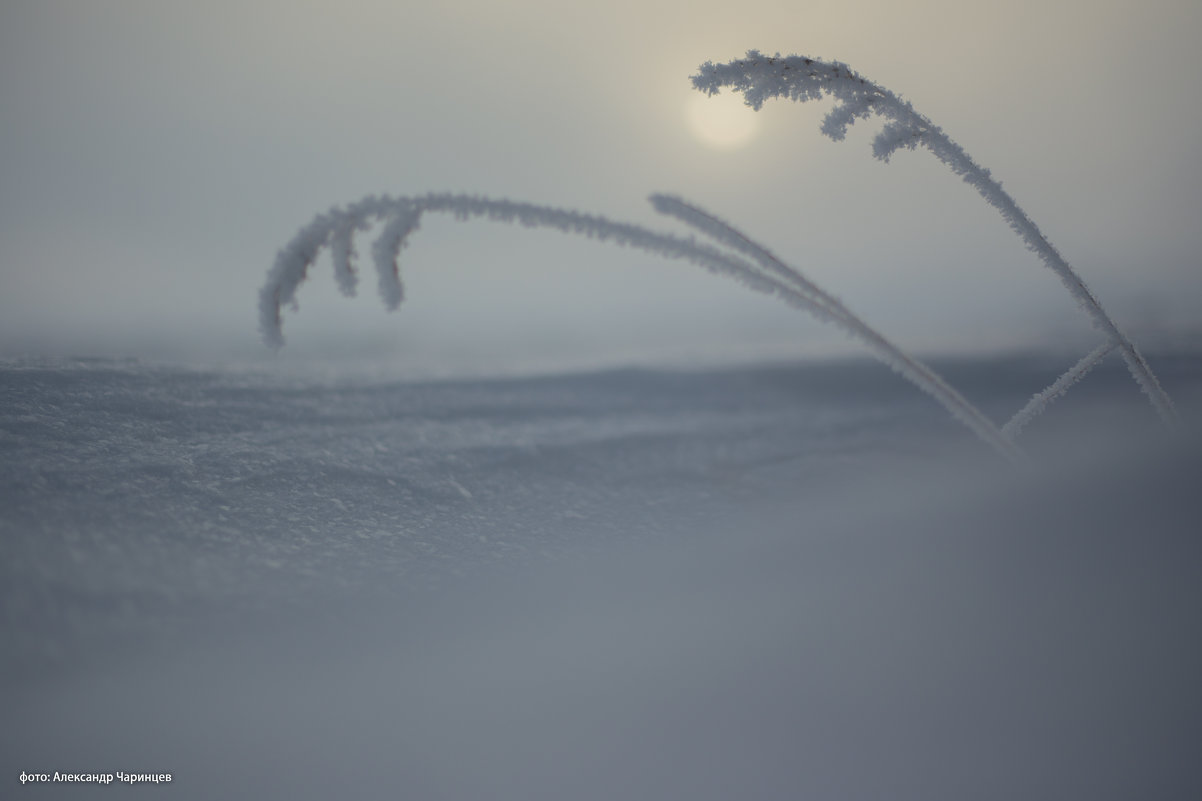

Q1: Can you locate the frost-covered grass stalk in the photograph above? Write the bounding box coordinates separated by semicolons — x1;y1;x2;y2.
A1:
262;54;1178;464
650;195;1023;462
260;192;1026;464
693;51;1177;428
260;193;831;350
1001;343;1116;439
259;193;860;351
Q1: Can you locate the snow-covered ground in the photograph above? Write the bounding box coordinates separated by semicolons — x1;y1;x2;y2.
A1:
3;352;1201;799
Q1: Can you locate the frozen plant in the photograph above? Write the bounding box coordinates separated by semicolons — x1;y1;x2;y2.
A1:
261;52;1179;464
692;51;1177;429
261;193;1025;464
1001;343;1116;440
650;194;1023;461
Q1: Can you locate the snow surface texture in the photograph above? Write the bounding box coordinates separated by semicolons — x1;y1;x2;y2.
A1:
3;356;1201;800
4;53;1197;801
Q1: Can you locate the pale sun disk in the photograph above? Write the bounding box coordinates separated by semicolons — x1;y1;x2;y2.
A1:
686;91;761;150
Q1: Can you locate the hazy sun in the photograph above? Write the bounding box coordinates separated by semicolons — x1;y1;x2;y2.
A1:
686;91;761;150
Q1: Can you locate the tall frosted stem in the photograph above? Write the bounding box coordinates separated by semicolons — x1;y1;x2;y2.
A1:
692;51;1177;427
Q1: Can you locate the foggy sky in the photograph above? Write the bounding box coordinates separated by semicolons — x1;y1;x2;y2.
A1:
2;0;1199;373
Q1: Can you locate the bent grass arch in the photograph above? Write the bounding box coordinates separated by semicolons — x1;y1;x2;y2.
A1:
262;54;1177;465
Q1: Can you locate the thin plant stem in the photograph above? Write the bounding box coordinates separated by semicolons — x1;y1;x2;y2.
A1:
693;51;1177;428
262;192;1026;465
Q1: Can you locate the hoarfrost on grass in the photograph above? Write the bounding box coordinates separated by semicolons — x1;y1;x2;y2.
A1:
260;52;1178;462
693;51;1176;426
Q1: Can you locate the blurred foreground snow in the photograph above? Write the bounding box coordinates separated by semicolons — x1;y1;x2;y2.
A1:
2;353;1200;799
